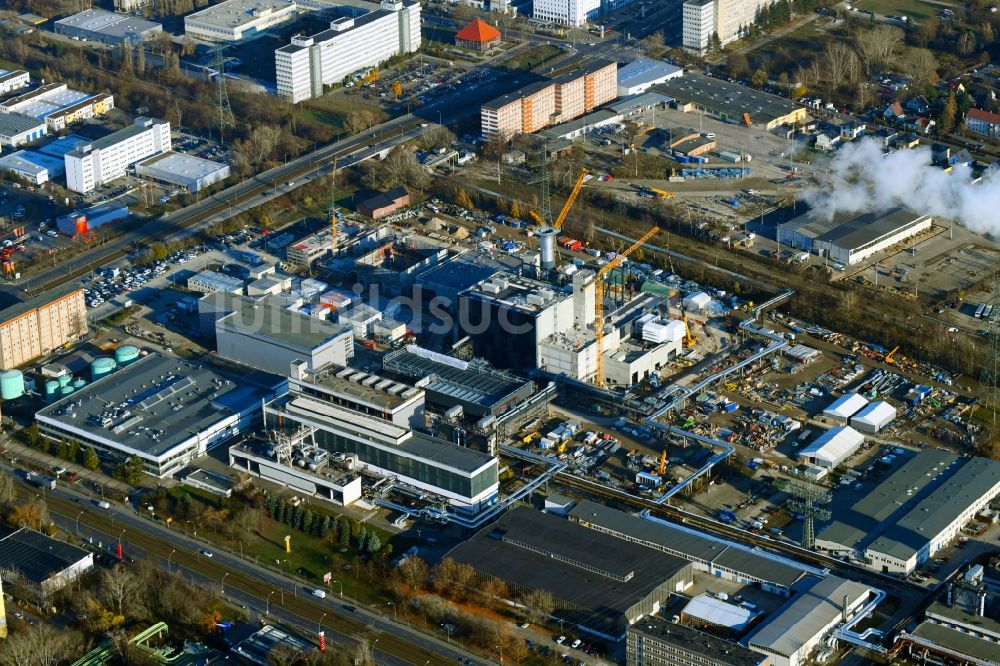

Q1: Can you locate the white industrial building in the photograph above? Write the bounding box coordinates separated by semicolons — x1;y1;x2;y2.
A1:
275;0;421;103
683;291;711;311
65;117;170;193
0;112;46;148
0;69;30;96
616;58;683;96
339;302;382;339
36;353;284;478
53;8;162;45
184;0;298;41
0;150;65;185
135;151;230;192
850;401;896;434
864;456;1000;574
533;0;600;26
202;293;354;375
0;83;115;132
777;208;933;266
822;392;869;424
798;426;865;469
681;594;757;632
746;576;871;666
187;270;244;294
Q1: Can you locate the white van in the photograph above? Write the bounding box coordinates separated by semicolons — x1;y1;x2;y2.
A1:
312;589;327;599
97;500;111;509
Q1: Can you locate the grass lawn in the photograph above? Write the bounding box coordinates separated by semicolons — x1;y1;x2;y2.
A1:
298;94;387;131
506;43;561;70
853;0;947;21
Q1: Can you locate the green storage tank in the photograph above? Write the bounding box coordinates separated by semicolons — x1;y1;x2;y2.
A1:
45;380;60;400
59;385;74;397
0;370;24;400
58;373;71;387
72;378;86;390
91;357;116;380
115;345;140;366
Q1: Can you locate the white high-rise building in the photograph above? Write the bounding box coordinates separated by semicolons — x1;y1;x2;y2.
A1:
65;117;170;193
683;0;770;52
275;0;421;103
533;0;601;27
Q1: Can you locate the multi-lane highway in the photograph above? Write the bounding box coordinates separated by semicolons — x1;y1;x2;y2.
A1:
15;475;490;665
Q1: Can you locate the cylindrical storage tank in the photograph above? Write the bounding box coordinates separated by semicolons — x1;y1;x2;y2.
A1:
115;345;140;366
72;378;86;390
91;356;116;380
45;380;60;400
0;370;24;400
58;374;71;387
59;385;74;397
537;226;556;270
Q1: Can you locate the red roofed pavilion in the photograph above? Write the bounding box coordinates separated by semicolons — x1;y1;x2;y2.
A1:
455;18;502;51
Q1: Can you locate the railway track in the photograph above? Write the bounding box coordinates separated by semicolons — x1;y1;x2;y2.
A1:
554;471;923;596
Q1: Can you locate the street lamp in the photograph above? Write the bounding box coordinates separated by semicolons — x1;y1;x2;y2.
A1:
118;529;126;548
332;580;343;598
167;548;176;573
317;612;327;634
220;572;229;594
386;601;396;621
496;644;503;664
442;624;453;643
75;510;84;536
266;590;276;615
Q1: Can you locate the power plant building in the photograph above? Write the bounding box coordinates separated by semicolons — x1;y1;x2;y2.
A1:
777;208;933;266
275;0;421;103
0;286;87;370
265;364;499;513
203;292;354;375
65;117;170;193
35;353;285;478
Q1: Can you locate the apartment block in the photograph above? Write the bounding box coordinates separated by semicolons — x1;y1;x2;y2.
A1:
275;0;421;103
0;286;87;370
481;60;617;138
683;0;771;52
65;117;170;193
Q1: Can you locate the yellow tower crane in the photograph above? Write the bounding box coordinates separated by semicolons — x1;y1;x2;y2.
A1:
553;169;588;231
594;226;660;387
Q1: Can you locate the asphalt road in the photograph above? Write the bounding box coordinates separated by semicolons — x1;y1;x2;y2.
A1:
15;474;491;665
4;68;525;304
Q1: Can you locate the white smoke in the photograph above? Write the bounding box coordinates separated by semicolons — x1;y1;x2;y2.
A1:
798;137;1000;234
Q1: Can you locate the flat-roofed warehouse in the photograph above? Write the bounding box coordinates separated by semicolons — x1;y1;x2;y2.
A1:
777;207;932;266
35;353;286;478
0;527;93;596
655;73;807;130
864;455;1000;574
568;500;806;596
54;8;162;44
447;506;695;640
135;151;230;192
745;575;871;666
815;448;960;557
184;0;297;41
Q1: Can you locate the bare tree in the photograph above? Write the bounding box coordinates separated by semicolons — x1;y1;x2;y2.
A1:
0;473;16;509
0;624;80;666
100;566;143;618
246;126;281;165
856;25;903;76
823;42;854;86
519;589;555;624
904;47;939;85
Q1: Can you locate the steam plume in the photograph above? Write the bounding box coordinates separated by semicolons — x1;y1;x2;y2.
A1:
798;137;1000;233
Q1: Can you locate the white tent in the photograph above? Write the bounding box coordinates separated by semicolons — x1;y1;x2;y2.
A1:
798;426;865;468
683;291;711;311
822;393;869;423
851;401;896;434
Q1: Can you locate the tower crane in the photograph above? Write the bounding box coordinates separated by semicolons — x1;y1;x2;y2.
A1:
553;169;588;231
593;226;660;387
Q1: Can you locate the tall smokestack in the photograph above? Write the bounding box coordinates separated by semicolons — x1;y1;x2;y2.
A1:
538;227;556;270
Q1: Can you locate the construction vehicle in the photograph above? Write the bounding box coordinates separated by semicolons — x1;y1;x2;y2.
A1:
742;112;752;126
593;226;660;387
648;188;675;199
884;345;899;364
682;316;696;346
656;449;667;477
